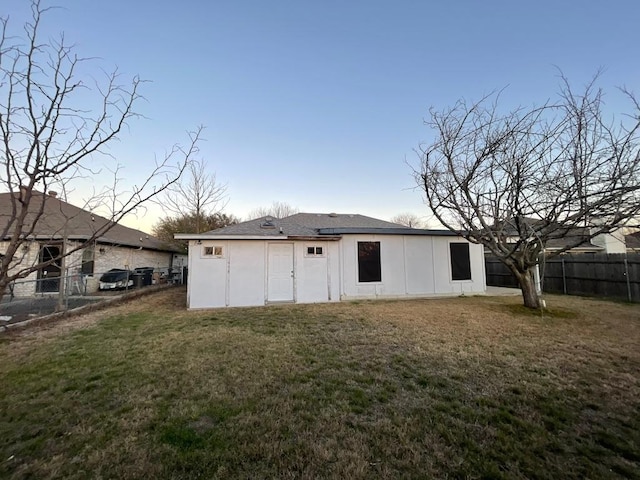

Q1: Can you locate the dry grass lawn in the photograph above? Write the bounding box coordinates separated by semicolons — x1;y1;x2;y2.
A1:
0;288;639;479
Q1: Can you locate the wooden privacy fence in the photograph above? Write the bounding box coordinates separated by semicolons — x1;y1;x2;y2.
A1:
485;253;640;302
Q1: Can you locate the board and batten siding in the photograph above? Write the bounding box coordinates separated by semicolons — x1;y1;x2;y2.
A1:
186;240;340;308
291;241;335;304
338;234;485;300
187;234;485;309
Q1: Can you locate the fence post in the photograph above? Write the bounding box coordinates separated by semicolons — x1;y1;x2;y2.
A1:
534;264;542;294
57;258;67;311
561;257;567;295
624;257;632;302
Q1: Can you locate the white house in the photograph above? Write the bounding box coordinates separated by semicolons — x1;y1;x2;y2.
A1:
176;213;486;309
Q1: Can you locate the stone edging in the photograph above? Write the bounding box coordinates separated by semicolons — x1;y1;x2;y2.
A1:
0;284;180;333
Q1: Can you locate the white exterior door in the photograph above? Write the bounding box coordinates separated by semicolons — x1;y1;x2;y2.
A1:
268;243;294;302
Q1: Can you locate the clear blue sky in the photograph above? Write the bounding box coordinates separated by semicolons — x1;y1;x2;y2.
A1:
4;0;640;232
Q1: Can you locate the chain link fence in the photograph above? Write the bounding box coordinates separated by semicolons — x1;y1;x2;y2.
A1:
0;266;186;328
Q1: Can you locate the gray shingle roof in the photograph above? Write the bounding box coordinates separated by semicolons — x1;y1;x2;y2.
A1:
200;213;453;238
0;191;179;252
285;213;404;229
204;216;317;236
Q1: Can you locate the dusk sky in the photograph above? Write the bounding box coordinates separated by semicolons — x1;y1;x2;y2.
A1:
4;0;640;232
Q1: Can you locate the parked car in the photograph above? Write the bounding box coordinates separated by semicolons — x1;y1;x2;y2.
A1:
99;269;134;290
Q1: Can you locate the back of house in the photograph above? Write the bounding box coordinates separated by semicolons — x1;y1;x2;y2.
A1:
176;213;485;308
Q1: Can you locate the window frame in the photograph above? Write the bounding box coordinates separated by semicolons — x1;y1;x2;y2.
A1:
304;245;325;257
449;242;472;281
201;245;224;258
357;241;382;283
81;244;95;276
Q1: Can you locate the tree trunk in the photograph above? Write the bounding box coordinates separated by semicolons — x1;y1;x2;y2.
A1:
512;267;541;309
0;279;8;305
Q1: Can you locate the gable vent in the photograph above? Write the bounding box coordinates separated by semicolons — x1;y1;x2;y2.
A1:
260;217;276;229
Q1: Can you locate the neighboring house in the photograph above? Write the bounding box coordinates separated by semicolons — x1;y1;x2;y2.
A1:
626;232;640;253
542;226;625;254
0;191;180;296
176;213;486;309
485;218;627;255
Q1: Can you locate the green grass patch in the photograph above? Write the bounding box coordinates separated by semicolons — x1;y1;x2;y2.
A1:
504;303;579;319
0;290;638;479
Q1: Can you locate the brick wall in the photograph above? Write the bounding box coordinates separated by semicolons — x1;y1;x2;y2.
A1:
1;239;174;297
0;241;41;296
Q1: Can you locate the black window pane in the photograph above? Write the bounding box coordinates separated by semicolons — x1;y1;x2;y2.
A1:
315;247;323;255
81;260;94;275
358;242;381;282
81;246;94;275
450;243;471;280
307;246;315;255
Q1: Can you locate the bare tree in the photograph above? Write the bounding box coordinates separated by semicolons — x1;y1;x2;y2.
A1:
247;201;299;220
0;1;200;301
417;75;640;308
157;158;228;233
153;212;238;252
390;213;425;228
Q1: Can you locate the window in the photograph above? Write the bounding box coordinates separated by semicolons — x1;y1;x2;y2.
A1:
450;243;471;280
358;241;381;282
81;245;95;275
305;245;324;256
203;245;223;257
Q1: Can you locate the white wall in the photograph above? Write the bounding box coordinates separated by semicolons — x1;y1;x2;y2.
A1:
294;241;340;304
187;240;341;308
339;234;485;300
404;236;436;294
187;240;228;309
186;234;486;309
187;240;267;308
592;230;627;254
228;241;266;307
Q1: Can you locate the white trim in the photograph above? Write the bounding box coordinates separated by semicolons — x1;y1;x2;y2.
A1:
222;235;288;240
177;234;287;240
304;243;326;257
200;245;225;259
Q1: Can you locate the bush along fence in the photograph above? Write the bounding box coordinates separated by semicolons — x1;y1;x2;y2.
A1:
485;253;640;303
0;266;186;327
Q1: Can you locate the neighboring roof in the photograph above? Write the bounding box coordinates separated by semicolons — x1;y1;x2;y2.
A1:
544;228;602;251
494;217;602;251
0;191;178;252
176;212;463;240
